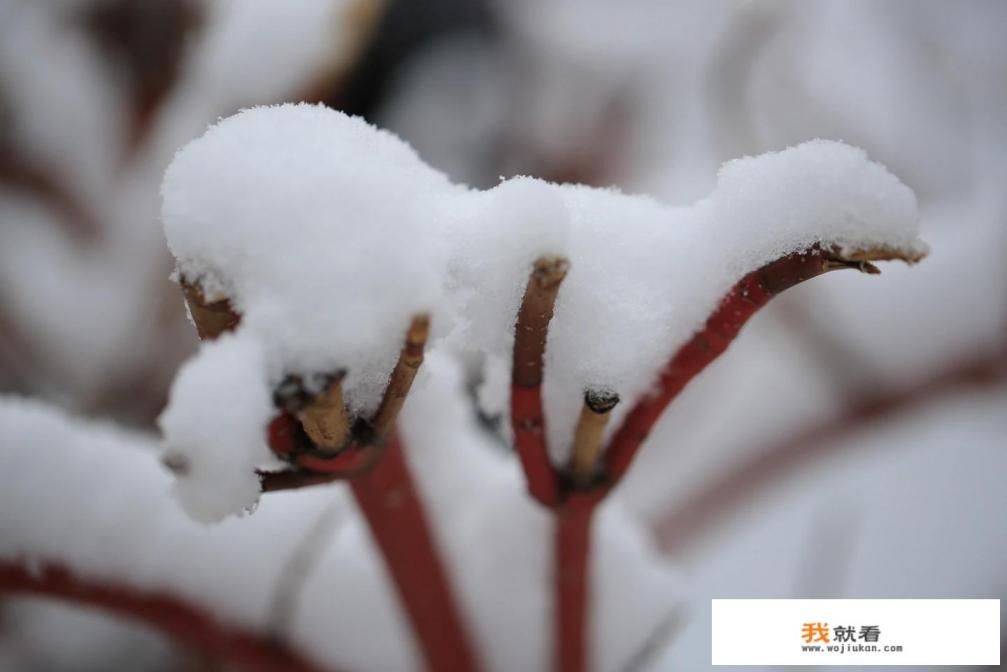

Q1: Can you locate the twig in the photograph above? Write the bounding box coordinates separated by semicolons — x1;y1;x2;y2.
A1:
180;279;241;340
569;389;619;489
177;282;480;669
602;245;922;491
297;374;352;454
0;562;327;672
370;314;429;442
512;256;569;507
544;244;921;672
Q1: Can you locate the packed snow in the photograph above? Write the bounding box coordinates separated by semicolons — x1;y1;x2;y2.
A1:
159;103;923;520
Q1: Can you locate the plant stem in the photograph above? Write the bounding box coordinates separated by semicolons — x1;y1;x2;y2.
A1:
0;562;325;672
512;256;568;507
349;430;480;671
555;493;599;672
180;287;479;671
527;246;920;672
602;246;913;490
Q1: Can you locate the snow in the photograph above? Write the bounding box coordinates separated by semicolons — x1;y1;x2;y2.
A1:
1;354;682;671
398;351;682;671
160;103;923;520
162;103;460;417
157;332;274;523
649;382;1007;670
0;395;415;671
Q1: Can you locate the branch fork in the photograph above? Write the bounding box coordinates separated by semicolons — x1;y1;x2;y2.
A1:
179;280;479;672
509;244;923;672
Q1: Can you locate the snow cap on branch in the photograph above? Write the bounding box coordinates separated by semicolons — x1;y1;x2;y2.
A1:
159;103;924;521
158;332;273;523
162;103;461;415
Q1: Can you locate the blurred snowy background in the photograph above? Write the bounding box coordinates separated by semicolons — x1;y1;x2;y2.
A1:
0;0;1004;670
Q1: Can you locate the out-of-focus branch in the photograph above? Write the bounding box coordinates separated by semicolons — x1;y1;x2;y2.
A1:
0;158;98;240
0;562;327;672
268;502;344;638
512;256;569;507
652;350;1007;554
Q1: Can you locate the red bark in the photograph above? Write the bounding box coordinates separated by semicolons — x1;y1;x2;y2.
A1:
554;493;599;672
511;257;569;507
349;431;480;672
178;288;480;671
603;248;881;491
512;384;561;506
542;247;916;672
0;562;325;672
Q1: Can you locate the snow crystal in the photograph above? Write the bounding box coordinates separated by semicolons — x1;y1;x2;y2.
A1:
161;103;922;520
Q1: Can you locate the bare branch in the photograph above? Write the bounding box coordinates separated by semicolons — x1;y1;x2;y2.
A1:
298;374;352;454
602;244;925;491
569;389;619;489
512;256;569;507
180;279;240;341
370;314;429;443
0;561;327;672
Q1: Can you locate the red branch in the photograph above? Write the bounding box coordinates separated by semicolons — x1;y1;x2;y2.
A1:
653;351;1007;553
349;431;480;672
0;562;325;672
511;257;569;507
534;246;918;672
603;248;891;490
177;288;480;671
554;493;599;672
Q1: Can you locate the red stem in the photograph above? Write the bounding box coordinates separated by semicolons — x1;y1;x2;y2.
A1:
555;493;598;672
349;431;480;672
0;562;326;672
548;248;908;672
512;384;561;506
603;249;867;490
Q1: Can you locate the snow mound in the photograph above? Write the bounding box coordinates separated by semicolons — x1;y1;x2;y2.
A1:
160;103;923;521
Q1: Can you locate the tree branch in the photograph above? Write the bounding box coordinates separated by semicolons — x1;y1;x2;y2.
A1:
652;350;1006;554
349;431;480;671
544;243;922;672
512;256;569;507
177;282;480;670
0;562;327;672
370;314;429;442
180;279;241;341
569;389;619;489
602;245;922;491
